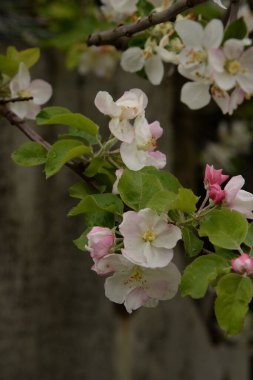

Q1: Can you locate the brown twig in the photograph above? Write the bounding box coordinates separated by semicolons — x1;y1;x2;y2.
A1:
0;96;34;105
223;0;241;25
87;0;207;47
0;105;99;191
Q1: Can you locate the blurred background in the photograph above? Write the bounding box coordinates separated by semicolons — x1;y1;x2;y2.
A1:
1;1;253;379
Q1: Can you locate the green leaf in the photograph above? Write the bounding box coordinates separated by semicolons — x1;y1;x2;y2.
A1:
199;209;248;250
69;194;123;216
215;273;253;336
11;142;47;167
180;254;230;298
68;181;93;199
0;47;40;77
172;188;198;213
244;222;253;247
84;157;105;177
118;167;181;211
223;18;247;42
36;107;98;136
45;139;91;178
182;227;204;257
147;190;177;212
18;48;40;68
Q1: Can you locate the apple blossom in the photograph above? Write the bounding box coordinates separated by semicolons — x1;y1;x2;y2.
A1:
209;183;226;204
211;85;245;115
231;253;253;276
120;116;166;170
101;0;137;20
223;175;253;219
209;39;253;94
86;227;115;261
204;164;229;188
78;45;119;78
105;259;181;313
9;62;52;120
175;19;224;109
119;208;182;268
94;89;148;142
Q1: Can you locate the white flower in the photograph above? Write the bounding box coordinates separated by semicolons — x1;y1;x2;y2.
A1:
238;4;253;33
209;39;253;94
175;19;224;109
104;257;181;313
119;208;182;268
9;63;52;120
101;0;137;20
78;45;118;78
120;116;166;170
94;89;148;142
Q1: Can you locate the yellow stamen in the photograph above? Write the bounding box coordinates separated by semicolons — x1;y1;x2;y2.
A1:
143;230;156;242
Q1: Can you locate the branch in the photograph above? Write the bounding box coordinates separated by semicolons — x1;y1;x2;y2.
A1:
87;0;206;47
0;96;33;105
0;106;99;191
223;0;241;25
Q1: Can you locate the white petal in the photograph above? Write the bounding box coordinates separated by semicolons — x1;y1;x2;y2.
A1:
145;55;164;85
8;101;29;119
224;175;245;204
224;39;245;60
145;151;166;169
208;49;225;72
211;86;230;114
94;91;120;117
212;0;227;8
203;19;224;49
120;47;145;73
104;271;133;304
109;118;135;143
124;288;150;313
29;79;52;105
175;20;204;48
181;82;211;109
213;72;236;91
156;46;179;64
10;62;31;95
25;102;41;120
120;142;147;171
153;224;182;249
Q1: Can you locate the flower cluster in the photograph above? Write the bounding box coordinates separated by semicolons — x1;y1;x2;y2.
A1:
95;89;166;170
204;164;253;219
86;208;182;313
175;19;253;114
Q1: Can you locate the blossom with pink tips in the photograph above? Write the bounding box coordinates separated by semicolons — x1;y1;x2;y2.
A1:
231;253;253;276
94;89;148;143
211;85;245;115
104;257;181;313
223;175;253;219
9;62;52;120
119;208;182;268
120;116;166;171
86;227;115;273
204;164;229;188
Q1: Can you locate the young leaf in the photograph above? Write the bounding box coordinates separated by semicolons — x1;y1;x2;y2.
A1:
223;17;247;42
181;227;204;257
180;254;230;298
244;222;253;247
68;182;93;199
118;167;181;211
45;139;91;178
11;142;47;167
199;209;248;250
36;107;98;136
215;273;253;336
68;194;123;216
146;190;177;212
171;188;199;213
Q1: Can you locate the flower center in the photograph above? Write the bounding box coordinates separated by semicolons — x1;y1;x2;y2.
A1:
18;89;32;98
143;230;156;242
186;49;207;64
225;59;241;75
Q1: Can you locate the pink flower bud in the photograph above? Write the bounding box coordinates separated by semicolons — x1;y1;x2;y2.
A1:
86;227;115;261
204;164;229;188
209;184;226;204
231;253;253;276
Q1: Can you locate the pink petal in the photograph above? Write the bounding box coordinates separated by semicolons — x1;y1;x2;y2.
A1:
149;121;163;139
124;287;150;313
224;175;245;204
